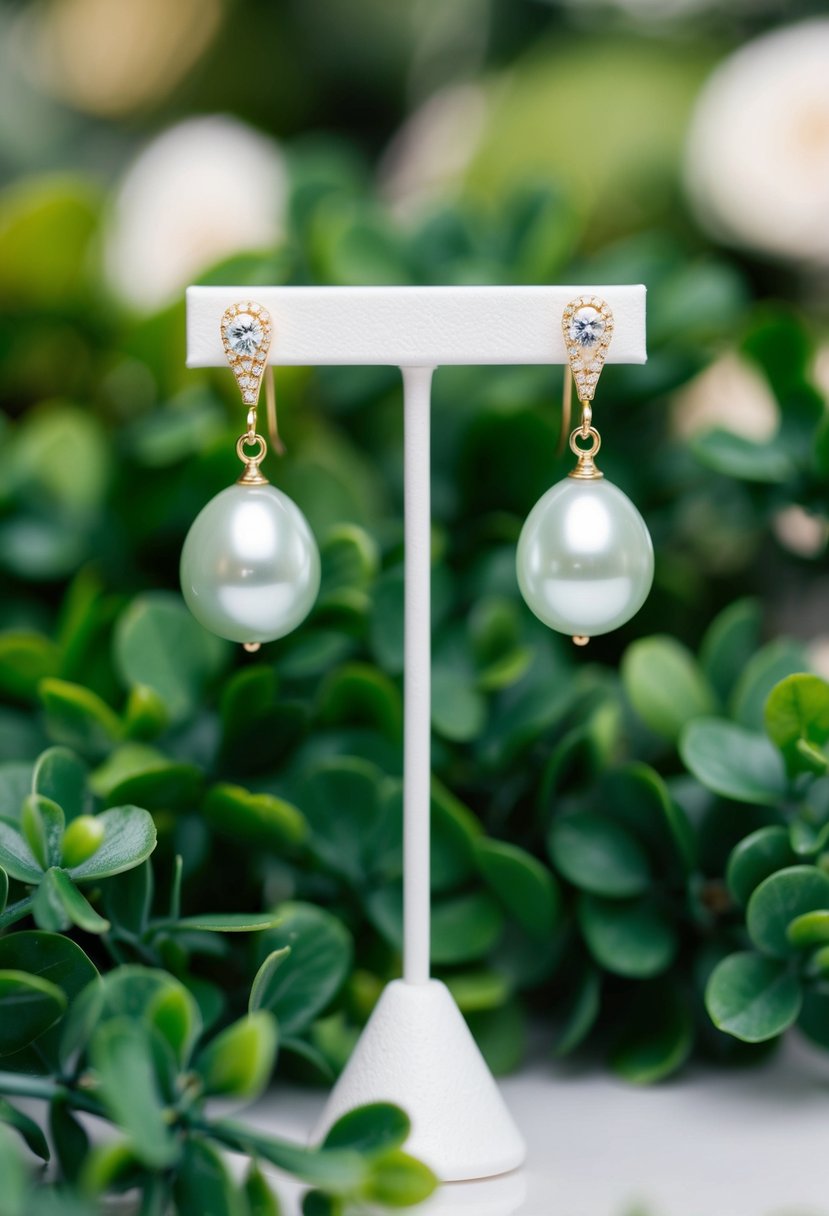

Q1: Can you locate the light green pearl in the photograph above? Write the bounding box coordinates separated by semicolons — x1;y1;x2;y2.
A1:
516;477;653;637
180;483;320;644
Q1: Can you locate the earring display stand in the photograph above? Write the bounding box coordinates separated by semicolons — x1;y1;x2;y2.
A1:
186;285;647;1182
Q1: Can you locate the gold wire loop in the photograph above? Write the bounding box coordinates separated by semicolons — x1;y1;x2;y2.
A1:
569;425;601;460
236;432;269;485
580;402;592;437
265;369;285;456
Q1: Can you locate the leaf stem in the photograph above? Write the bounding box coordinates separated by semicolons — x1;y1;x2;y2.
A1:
0;895;34;931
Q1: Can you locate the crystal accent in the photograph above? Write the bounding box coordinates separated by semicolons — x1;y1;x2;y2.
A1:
561;296;614;404
227;313;263;357
569;306;605;348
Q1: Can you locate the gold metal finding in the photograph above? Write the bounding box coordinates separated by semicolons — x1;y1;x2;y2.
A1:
572;635;590;646
243;642;262;653
236;432;269;485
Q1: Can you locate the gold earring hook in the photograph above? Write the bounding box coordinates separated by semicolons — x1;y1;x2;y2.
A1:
264;367;285;457
558;365;573;456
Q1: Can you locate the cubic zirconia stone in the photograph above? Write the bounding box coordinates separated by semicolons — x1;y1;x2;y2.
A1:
227;313;264;357
568;306;605;349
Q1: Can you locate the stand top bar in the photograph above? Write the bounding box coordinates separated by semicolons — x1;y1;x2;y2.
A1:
186;285;646;368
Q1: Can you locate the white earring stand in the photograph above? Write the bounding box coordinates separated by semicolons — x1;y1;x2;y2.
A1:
187;285;647;1182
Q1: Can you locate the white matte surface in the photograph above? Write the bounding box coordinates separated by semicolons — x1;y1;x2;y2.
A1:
402;368;433;985
186;285;646;366
244;1037;829;1215
312;980;527;1181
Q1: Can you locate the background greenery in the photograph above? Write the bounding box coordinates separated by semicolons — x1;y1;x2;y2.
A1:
1;0;829;1210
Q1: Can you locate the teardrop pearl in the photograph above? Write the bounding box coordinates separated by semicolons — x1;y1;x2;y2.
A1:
516;477;653;637
180;483;320;644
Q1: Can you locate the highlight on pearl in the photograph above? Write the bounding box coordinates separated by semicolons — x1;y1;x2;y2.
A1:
516;477;654;639
180;482;320;645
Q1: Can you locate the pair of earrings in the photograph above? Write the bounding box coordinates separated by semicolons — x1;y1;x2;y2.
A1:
180;297;653;652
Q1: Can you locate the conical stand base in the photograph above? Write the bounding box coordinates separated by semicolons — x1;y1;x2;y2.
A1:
313;979;526;1182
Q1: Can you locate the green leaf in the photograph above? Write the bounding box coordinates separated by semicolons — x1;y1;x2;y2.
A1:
797;987;829;1048
430;779;481;893
764;673;829;776
21;795;64;870
243;1161;281;1216
174;1138;244;1216
551;963;602;1058
122;684;169;741
431;666;486;742
369;567;405;673
34;868;110;934
431;891;504;965
61;815;106;868
0;631;60;702
197;1012;278;1101
679;719;788;804
0;1097;50;1160
254;904;352;1036
445;969;511;1013
0;764;32;821
211;1121;366;1190
0;867;6;914
0;970;67;1056
610;983;693;1084
786;909;829;949
705;952;801;1041
92;1017;178;1167
299;758;397;885
622;635;716;741
475;838;560;938
726;827;796;906
318;665;402;743
146;982;202;1066
32;747;89;821
39;678;122;758
67;806;156;882
578;894;678;978
731;641;809;732
0;819;43;883
690;429;794;483
0;1124;27;1216
362;1150;437;1207
548;811;650;898
176;912;282;933
323;1104;409;1156
114;593;228;722
699;599;763;705
747;866;829;958
101;858;153;936
317;523;379;610
602;763;696;875
49;1096;89;1181
249;948;290;1013
204;784;307;851
0;931;99;1068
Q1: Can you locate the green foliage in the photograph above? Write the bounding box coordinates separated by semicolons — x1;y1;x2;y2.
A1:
1;107;829;1211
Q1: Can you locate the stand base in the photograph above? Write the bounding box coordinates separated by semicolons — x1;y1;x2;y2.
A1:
313;979;526;1182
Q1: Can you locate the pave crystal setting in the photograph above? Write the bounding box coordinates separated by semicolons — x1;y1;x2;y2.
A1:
221;302;272;406
562;296;614;403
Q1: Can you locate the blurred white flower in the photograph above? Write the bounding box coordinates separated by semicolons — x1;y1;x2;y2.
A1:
104;116;286;313
672;352;778;440
379;83;488;215
773;505;828;558
685;20;829;264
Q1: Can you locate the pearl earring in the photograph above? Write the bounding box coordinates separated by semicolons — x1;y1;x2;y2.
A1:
516;297;653;646
180;302;320;652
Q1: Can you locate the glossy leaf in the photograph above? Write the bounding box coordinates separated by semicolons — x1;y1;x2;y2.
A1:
173;1138;243;1216
706;952;801;1042
323;1103;409;1156
31;747;89;821
548;811;650;898
726;827;796;906
578;894;678;979
66;805;156;881
34;868;110;934
204;784;307;850
0;970;66;1056
610;984;693;1084
39;679;122;758
679;718;788;804
475;837;560;938
92;1017;178;1167
431;891;504;965
197;1011;278;1100
622;635;716;741
21;795;64;871
254;904;352;1035
0;1097;50;1161
699;599;762;705
764;673;829;776
362;1150;437;1207
747;866;829;958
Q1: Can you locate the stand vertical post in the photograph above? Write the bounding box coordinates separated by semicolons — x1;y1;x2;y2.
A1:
402;365;434;986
